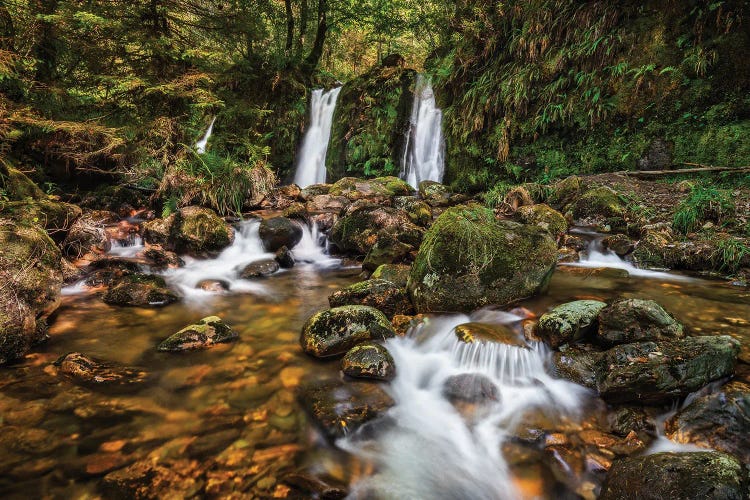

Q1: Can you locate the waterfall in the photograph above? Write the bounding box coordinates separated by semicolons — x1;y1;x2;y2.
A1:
294;87;342;188
401;75;445;189
195;117;216;154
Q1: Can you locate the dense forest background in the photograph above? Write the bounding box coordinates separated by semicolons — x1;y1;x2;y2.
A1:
1;0;748;214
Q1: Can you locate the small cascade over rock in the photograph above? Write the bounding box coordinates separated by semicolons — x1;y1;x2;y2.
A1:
294;87;342;188
401;75;445;189
195;117;216;154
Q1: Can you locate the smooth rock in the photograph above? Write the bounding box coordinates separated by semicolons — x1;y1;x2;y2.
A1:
597;298;683;346
453;322;526;346
342;343;396;381
240;259;280;278
103;274;179;307
537;300;607;348
328;279;413;319
300;305;396;358
157;316;237;352
258;216;303;251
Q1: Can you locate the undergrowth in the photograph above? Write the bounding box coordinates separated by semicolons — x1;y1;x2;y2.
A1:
672;185;735;234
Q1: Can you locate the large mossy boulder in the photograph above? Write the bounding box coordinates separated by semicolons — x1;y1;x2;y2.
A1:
418;181;452;206
554;336;740;404
143;206;233;255
300;305;396;358
597;298;683;346
515;204;568;236
393;196;432;226
407;206;557;313
158;316;237;352
370;264;411;288
342;343;396;381
0;220;63;364
0;164;45;200
600;452;748;500
571;186;624;221
326;62;417;180
537;300;607;348
0;200;82;242
665;381;750;462
328;176;413;201
258;216;303;251
103;274;179;307
328;279;413;319
329;206;422;255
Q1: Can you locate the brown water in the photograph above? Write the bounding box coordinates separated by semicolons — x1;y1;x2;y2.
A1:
0;260;748;498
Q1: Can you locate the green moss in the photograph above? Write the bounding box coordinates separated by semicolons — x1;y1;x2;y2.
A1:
572;186;625;220
0;165;45;201
515;204;568;235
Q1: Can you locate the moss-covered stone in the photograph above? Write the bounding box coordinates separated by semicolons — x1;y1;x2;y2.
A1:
328;176;413;200
407;206;557;313
602;234;634;257
305;194;349;213
547;176;582;209
515;203;568;236
103;273;179;307
329;206;422;255
600;452;748;500
393;196;432;226
418;180;452;206
0;199;82;242
143;206;234;255
329;279;413;319
572;186;624;221
596;298;683;346
55;352;148;388
362;235;414;272
342;343;396;381
0;164;45;200
300;305;396;358
157;316;237;352
453;322;526;347
258;216;303;251
537;300;607;348
370;264;411;288
299;183;332;200
240;258;280;278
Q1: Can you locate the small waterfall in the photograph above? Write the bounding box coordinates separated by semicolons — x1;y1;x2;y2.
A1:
294;87;342;188
195;117;216;154
401;75;445;189
109;235;144;258
342;314;587;499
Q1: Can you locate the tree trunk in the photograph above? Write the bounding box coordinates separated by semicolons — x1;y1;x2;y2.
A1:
295;0;308;58
32;0;60;83
284;0;294;54
303;0;327;73
0;5;14;51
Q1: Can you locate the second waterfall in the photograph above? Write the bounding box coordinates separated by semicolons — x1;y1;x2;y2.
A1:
401;75;445;189
294;87;342;188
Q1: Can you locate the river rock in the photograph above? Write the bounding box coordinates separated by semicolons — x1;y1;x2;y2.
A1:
140;245;184;270
665;381;750;462
240;258;280;278
393;196;432;226
328;176;413;201
62;210;119;258
298;379;395;441
442;373;500;403
157;316;237;352
55;352;148;389
300;183;332;200
607;406;656;437
552;346;601;388
0;220;63;364
305;194;350;213
596;298;683;346
418;180;451;206
329;206;423;255
407;206;557;313
300;305;396;358
275;246;295;268
600;452;748;500
143;206;234;255
537;300;607;348
370;264;411;288
195;279;230;292
515;204;568;236
328;279;413;319
453;322;526;346
602;234;634;257
103;273;179;307
362;235;414;272
571;186;625;221
342;343;396;381
258;216;303;251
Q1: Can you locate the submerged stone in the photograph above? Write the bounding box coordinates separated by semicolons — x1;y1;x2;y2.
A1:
300;305;396;358
103;273;179;307
342;343;396;381
537;300;607;348
55;352;148;389
328;279;413;319
258;216;303;252
407;206;557;313
240;258;280;278
453;322;526;347
596;298;683;346
157;316;238;352
442;373;500;404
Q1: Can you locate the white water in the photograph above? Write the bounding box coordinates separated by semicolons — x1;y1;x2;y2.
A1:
195;117;216;154
343;313;588;499
294;87;342;188
401;75;445;189
109;235;144;258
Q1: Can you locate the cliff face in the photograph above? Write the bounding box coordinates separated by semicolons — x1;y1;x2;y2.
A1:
428;0;750;190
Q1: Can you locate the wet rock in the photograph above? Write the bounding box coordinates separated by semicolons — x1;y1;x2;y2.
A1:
537;300;607;348
393;196;432;226
258;216;303;252
408;206;557;313
0;220;63;364
453;322;526;346
305;194;350;213
548;176;582;209
84;258;140;287
418;180;451;206
62;210;118;258
55;352;148;389
284;472;348;499
282;202;307;221
552;347;601;389
195;279;229;292
607;406;656;437
342;343;395;381
101;459;204;499
300;183;332;200
329;206;422;255
311;213;337;233
571;186;625;221
328;279;413;319
596;298;683;346
665;381;750;462
298;379;394;441
600;452;747;500
362;234;414;272
157;316;237;352
631;226;673;269
240;258;280;278
442;373;500;403
515;204;568;236
275;246;295;268
391;314;426;336
103;274;179;307
143;206;234;255
300;305;396;358
140;246;183;270
370;264;411;288
328;176;413;201
602;234;634;257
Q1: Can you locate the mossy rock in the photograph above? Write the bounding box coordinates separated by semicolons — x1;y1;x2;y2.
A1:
537;300;607;348
328;176;413;200
572;186;625;221
596;299;683;346
418;180;452;206
370;264;411;288
547;176;582;209
342;343;396;381
55;352;148;388
393;196;432;226
0;199;82;241
258;216;303;251
240;258;280;278
362;235;414;272
453;322;526;347
631;229;672;268
157;316;237;352
602;234;634;257
329;206;422;255
143;206;234;255
407;206;557;313
299;183;332;200
600;452;748;500
328;279;413;319
0;164;45;200
515;204;568;236
103;273;179;307
300;305;396;358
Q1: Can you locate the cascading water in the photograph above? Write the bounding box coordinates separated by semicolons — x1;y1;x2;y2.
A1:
195;117;216;154
401;75;445;189
109;235;144;258
342;313;589;499
294;87;342;188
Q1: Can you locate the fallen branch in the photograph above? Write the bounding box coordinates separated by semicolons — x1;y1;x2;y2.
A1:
614;165;750;177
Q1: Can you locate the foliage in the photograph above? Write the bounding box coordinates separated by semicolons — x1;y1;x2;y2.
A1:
713;237;750;273
672;184;735;234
